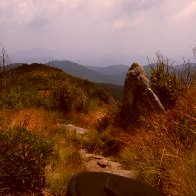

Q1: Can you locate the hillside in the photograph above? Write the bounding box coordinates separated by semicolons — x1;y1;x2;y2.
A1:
0;63;114;113
11;60;196;88
101;83;124;101
0;61;195;196
88;64;129;75
50;60;126;85
49;60;112;83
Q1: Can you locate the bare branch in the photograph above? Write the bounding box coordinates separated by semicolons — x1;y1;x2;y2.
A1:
0;44;10;69
193;46;196;58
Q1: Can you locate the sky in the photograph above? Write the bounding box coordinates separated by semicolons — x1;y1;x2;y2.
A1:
0;0;196;66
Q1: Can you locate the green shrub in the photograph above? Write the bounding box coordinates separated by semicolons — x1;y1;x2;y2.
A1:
0;87;23;109
92;88;111;104
150;54;181;108
0;86;47;109
0;126;54;194
51;85;87;113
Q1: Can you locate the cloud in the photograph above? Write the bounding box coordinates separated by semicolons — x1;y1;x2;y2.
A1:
0;0;195;63
0;0;80;27
0;0;177;29
113;19;130;29
120;0;162;13
172;1;196;22
0;0;195;27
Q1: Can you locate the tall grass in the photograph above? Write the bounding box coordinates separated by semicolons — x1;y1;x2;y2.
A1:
118;83;196;195
45;132;86;195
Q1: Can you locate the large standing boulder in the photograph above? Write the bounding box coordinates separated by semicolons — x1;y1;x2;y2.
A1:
122;63;165;122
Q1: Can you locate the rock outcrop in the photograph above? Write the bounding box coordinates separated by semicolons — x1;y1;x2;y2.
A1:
79;149;136;179
55;124;89;135
64;124;89;135
122;63;165;122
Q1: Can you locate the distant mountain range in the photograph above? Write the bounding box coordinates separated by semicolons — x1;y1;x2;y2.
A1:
6;59;195;101
88;64;129;75
50;60;196;86
8;59;196;86
49;60;129;85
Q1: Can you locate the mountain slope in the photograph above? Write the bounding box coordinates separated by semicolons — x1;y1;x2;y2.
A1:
50;60;109;83
50;60;126;85
88;64;129;75
0;63;114;111
101;83;124;101
31;60;196;87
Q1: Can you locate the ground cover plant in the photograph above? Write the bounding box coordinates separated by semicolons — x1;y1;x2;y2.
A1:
0;46;195;195
0;126;54;194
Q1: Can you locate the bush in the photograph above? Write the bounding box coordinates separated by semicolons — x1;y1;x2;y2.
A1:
0;86;47;109
150;54;181;108
51;85;87;113
0;87;23;109
0;126;54;194
92;88;111;104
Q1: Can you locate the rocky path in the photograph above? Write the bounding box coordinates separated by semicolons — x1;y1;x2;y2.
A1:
63;124;137;179
79;149;136;179
42;124;137;195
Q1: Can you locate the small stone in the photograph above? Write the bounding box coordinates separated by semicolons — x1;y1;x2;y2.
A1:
97;159;109;168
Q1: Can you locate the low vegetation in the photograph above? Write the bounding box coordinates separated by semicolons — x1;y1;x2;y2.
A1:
0;46;195;195
45;134;86;195
150;53;192;108
0;51;114;194
0;63;112;111
0;126;54;194
118;84;196;195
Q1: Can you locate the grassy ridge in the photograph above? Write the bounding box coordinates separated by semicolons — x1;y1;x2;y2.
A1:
0;61;195;195
0;63;115;194
0;63;113;111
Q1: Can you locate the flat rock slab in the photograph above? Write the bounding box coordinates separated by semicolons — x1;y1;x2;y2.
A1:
79;149;137;179
56;124;89;135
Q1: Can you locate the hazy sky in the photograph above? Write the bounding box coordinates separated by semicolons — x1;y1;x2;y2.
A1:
0;0;196;65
